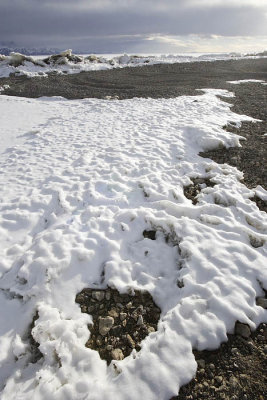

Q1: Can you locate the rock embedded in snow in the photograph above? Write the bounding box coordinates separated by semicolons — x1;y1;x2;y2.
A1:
111;348;124;361
256;297;267;309
99;316;114;336
92;291;105;302
235;322;251;338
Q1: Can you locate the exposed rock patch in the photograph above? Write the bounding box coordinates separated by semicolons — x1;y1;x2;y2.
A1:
27;312;43;364
75;287;161;364
184;177;216;204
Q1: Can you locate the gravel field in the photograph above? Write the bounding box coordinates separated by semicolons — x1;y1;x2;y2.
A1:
1;58;267;100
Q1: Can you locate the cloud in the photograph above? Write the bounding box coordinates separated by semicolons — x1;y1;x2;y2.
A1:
0;0;267;52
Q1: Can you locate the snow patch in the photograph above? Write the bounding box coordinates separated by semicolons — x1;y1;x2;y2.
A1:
0;91;266;400
228;79;266;85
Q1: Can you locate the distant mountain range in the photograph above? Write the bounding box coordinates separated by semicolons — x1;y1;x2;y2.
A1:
0;47;63;56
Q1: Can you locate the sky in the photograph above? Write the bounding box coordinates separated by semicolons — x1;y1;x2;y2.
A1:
1;0;267;53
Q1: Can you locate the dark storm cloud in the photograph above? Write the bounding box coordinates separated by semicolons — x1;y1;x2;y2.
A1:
0;0;266;51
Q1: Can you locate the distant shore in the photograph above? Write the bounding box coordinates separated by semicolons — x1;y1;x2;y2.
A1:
0;57;267;100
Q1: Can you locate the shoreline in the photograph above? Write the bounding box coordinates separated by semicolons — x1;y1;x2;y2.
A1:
0;58;267;100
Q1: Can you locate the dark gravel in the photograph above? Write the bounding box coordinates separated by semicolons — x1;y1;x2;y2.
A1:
200;81;267;191
1;58;267;100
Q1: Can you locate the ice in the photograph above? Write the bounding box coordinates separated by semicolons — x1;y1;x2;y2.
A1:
0;90;266;399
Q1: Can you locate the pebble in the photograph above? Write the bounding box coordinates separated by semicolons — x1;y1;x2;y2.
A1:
126;334;135;348
76;294;84;303
108;309;119;318
111;348;124;361
215;376;223;385
137;315;144;325
92;291;105;302
264;345;267;354
105;291;111;301
231;347;239;355
197;359;205;369
229;376;240;388
120;312;127;321
98;316;114;336
147;326;155;333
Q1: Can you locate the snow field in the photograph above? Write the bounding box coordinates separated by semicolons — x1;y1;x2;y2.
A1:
0;90;266;400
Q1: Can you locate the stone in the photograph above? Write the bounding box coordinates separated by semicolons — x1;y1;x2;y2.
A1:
111;348;124;361
120;312;127;321
235;322;251;338
147;326;155;333
110;325;121;336
264;345;267;354
88;305;95;313
126;334;135;348
256;297;267;309
92;291;105;301
99;316;114;336
108;309;119;318
240;374;247;382
197;359;205;369
137;315;144;325
126;302;133;310
105;291;111;301
231;347;238;355
229;376;240;388
215;376;223;385
76;293;85;303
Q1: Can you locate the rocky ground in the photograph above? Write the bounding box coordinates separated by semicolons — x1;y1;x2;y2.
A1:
1;58;267;100
2;59;266;399
75;286;161;364
172;321;267;400
200;81;267;192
